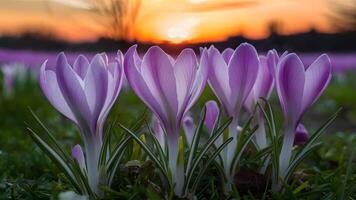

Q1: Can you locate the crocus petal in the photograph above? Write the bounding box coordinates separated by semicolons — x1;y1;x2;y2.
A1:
204;100;219;134
301;54;331;117
199;47;206;55
266;49;279;80
222;48;234;64
173;49;197;113
277;54;305;125
244;55;274;112
206;47;231;112
99;57;124;128
228;43;259;116
73;55;89;79
40;61;77;124
185;49;209;112
124;46;168;127
267;49;283;109
84;55;108;129
152;115;166;150
141;46;178;119
257;56;274;98
72;144;86;170
280;51;289;59
115;50;124;66
55;53;92;134
294;124;309;146
182;115;195;146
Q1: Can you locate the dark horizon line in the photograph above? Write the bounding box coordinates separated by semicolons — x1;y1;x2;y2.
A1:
1;29;356;54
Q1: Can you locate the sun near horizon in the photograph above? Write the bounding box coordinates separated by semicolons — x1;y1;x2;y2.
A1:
0;0;350;44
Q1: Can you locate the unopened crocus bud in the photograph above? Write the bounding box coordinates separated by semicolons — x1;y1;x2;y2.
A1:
204;100;219;134
182;115;195;146
294;124;309;146
72;144;86;171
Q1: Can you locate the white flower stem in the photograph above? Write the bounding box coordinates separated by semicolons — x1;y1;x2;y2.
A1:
84;136;102;196
255;115;269;174
255;117;267;150
167;131;183;196
222;117;239;194
274;125;295;191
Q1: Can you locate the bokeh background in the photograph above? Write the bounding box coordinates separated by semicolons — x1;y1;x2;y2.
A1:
1;0;356;198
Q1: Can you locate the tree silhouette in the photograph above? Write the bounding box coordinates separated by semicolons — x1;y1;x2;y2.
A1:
92;0;141;40
329;0;356;31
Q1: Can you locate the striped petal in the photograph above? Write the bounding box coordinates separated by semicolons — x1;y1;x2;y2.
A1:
207;47;231;113
277;54;305;125
39;61;77;124
301;54;331;117
228;43;259;116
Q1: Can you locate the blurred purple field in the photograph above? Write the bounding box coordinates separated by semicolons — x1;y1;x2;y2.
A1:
1;48;356;74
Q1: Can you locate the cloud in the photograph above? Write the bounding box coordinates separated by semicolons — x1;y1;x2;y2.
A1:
49;0;92;10
183;0;259;13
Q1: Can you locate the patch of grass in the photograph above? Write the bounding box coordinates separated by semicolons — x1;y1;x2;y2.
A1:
0;72;355;199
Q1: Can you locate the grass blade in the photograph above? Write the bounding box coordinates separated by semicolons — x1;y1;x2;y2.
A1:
186;107;206;176
184;117;232;193
29;109;69;162
145;120;168;172
191;137;233;193
26;127;82;193
285;108;341;181
118;123;170;187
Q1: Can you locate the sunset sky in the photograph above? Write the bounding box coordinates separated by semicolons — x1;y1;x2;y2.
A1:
0;0;350;43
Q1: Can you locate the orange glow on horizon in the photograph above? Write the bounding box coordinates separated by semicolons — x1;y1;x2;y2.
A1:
0;0;349;44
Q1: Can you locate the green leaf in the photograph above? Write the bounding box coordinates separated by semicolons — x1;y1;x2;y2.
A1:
106;134;132;183
229;114;256;174
186;107;206;175
71;157;96;197
28;108;69;162
337;144;354;200
190;137;233;194
145;120;168;172
254;146;273;162
293;180;309;194
285;108;341;182
230;124;258;175
99;119;116;167
26;127;83;194
118;123;171;188
184;117;232;194
258;98;280;182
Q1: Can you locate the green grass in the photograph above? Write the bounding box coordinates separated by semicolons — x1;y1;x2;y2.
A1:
0;72;355;199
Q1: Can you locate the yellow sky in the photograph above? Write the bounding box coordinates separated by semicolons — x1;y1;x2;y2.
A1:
0;0;346;43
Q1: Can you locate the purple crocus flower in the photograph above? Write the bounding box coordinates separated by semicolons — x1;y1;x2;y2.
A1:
39;52;124;195
1;64;28;97
294;124;309;146
124;45;208;195
1;65;17;97
273;53;331;184
201;43;259;186
244;50;276;149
